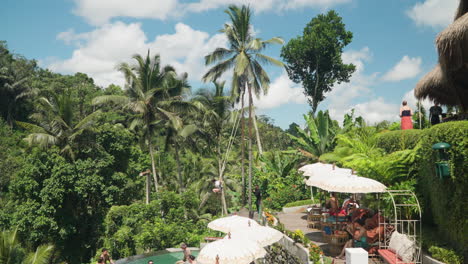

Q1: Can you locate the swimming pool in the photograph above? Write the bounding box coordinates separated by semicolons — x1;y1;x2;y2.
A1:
120;251;199;264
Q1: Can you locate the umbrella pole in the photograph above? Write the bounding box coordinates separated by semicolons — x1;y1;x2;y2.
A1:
310;186;315;204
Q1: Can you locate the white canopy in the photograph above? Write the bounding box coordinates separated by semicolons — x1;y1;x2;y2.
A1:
299;163;352;178
227;225;284;247
304;168;351;188
318;174;387;193
207;215;259;233
197;236;266;264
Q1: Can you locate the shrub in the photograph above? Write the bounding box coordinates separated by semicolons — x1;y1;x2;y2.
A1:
375;129;423;153
416;121;468;256
262;184;309;210
429;246;463;264
284;199;314;208
309;242;323;263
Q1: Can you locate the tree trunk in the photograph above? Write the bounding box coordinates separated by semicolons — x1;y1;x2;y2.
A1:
149;140;158;198
248;83;253;213
240;90;246;206
252;108;263;155
145;174;151;205
174;144;183;194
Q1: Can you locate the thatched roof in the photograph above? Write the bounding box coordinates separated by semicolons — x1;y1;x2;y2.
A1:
415;64;468;109
414;0;468;110
414;65;458;105
436;12;468;72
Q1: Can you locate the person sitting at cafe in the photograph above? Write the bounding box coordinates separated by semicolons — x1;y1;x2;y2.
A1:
325;192;340;215
336;222;369;259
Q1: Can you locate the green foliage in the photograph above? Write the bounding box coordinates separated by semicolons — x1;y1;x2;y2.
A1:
102;191;211;259
284;199;314;208
0;228;53;264
375;129;423;153
0;41;37;126
415;121;468;256
281;10;355;113
263;184;308;211
283;229;308;244
308;242;323;263
288;111;338;158
429;246;463;264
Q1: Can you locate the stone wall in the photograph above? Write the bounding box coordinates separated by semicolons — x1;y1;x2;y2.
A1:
264;243;303;264
263;235;311;264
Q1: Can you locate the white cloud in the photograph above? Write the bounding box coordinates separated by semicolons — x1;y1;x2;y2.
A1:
382;56;422;82
73;0;351;25
253;73;307;109
407;0;458;28
326;48;412;124
326;47;378;121
48;22;227;87
402;89;432;110
352;98;399;124
73;0;179;25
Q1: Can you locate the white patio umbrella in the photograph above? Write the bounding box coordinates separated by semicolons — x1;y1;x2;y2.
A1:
305;168;352;189
301;163;352;200
318;173;387;193
227;225;284;247
208;215;259;233
197;235;267;264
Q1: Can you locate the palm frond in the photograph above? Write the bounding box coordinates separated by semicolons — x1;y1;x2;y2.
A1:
22;244;54;264
92;95;129;106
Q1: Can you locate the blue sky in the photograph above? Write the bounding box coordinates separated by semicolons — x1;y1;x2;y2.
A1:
1;0;458;128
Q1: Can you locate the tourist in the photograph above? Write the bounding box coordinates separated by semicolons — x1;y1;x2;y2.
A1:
429;103;443;125
212;179;222;193
181;243;191;262
325;192;340;215
400;101;413;130
100;248;115;264
187;255;197;264
336;222;369;259
254;185;262;213
148;261;154;264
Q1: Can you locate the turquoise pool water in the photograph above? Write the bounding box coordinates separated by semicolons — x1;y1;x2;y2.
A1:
124;251;199;264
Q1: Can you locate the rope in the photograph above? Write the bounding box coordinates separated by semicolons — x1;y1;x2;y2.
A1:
220;109;242;175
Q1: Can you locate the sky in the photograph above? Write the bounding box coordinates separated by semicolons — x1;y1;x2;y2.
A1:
0;0;459;128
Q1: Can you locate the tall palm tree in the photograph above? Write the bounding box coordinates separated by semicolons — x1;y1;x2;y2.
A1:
203;5;284;212
93;51;185;203
192;81;234;215
22;90;101;161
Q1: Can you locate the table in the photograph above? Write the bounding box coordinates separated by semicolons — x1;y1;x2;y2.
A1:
345;248;368;264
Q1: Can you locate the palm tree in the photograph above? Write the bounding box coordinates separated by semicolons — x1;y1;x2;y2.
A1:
203;5;284;212
0;43;38;126
192;81;234;214
22;90;101;161
288;110;338;159
0;228;20;264
93;51;187;203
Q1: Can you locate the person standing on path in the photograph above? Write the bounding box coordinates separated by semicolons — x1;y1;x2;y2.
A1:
254;185;262;213
429;103;443;125
400;101;413;130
